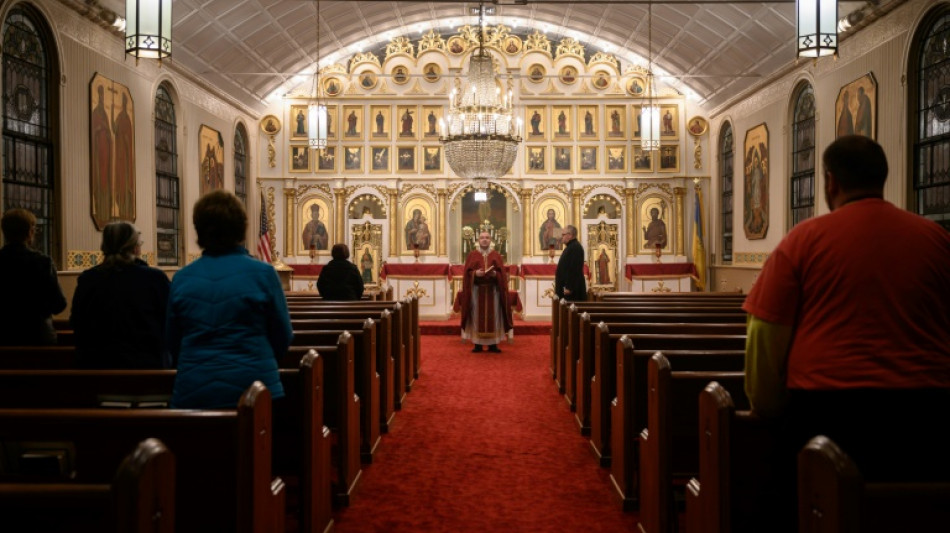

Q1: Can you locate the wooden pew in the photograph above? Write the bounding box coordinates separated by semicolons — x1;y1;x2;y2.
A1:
286;334;361;507
0;345;77;369
0;382;285;533
638;353;746;533
798;435;950;533
684;382;783;533
599;292;745;301
574;314;745;434
607;337;746;511
290;324;381;464
0;437;175;533
0;353;334;533
591;327;747;468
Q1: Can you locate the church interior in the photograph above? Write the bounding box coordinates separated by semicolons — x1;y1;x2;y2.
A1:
0;0;948;530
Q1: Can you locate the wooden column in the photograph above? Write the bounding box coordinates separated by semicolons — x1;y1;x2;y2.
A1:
674;187;686;256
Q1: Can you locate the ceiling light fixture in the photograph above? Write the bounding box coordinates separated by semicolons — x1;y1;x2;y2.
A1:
640;2;660;153
125;0;172;62
797;0;838;57
308;0;328;150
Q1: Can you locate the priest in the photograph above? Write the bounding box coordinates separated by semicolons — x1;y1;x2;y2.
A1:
458;230;513;353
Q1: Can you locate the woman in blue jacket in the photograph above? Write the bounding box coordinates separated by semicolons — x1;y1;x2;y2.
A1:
168;190;292;408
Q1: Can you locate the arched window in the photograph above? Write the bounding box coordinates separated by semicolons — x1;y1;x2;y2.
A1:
155;83;180;266
719;122;734;264
234;123;248;207
790;83;816;226
2;6;57;261
912;8;950;230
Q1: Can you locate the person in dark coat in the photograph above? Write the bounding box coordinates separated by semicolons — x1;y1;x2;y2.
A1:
0;208;66;345
70;221;170;368
555;224;587;302
317;243;365;300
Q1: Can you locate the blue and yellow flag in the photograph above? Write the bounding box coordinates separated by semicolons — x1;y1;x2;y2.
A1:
692;189;707;291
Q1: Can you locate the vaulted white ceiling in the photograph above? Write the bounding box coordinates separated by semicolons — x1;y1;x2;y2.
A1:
95;0;882;113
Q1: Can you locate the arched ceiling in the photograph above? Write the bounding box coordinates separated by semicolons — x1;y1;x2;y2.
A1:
92;0;884;113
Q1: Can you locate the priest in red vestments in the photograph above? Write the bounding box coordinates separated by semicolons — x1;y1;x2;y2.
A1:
459;230;513;353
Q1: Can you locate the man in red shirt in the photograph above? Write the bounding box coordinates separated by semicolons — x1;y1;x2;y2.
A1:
744;135;950;480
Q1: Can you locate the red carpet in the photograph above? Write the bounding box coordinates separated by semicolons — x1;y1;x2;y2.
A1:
421;318;551;336
331;334;639;532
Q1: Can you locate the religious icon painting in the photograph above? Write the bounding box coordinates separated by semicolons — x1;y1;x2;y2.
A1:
577;105;599;139
687;116;708;137
447;36;466;55
525;145;547;173
343;146;363;173
422;63;441;83
536;198;567;255
553;146;572;173
626;76;646;97
397;146;416;172
323;77;343;97
316;147;337;173
422;146;442;173
527;64;546;83
552;105;573;140
632;145;654;173
290;105;308;140
558;65;578;85
358;71;378;90
392;65;410;85
325;105;339;140
290;145;311;173
370;146;390;173
660;105;679;139
503;35;522;55
198;125;224;195
578;146;598;173
370;105;391;140
631;105;643;140
592;71;611;91
658;145;679;173
342;105;363;140
605;104;626;138
396;105;418;140
300;197;332;256
422;105;442;139
525;106;547;141
260;114;280;135
605;145;627;173
639;195;670;252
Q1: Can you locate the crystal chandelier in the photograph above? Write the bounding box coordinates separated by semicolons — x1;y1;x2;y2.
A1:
441;3;522;194
308;0;328;150
640;2;660;152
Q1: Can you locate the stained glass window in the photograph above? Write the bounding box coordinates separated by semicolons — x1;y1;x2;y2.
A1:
719;122;734;263
791;84;816;227
234;123;248;207
915;9;950;230
155;84;180;266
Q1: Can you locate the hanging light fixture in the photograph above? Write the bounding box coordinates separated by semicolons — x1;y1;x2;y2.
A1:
308;0;328;150
441;3;522;195
797;0;837;57
641;2;660;153
125;0;172;61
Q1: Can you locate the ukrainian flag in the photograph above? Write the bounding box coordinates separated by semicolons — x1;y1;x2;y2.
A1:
692;188;707;291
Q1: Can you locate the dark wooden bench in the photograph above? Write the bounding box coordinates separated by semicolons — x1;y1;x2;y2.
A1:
638;353;746;533
0;381;285;533
289;324;380;464
607;337;746;511
0;437;174;533
0;345;77;369
798;435;950;533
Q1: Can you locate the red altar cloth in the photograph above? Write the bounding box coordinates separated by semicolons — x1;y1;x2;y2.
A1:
289;264;324;277
379;263;451;279
520;263;590;278
624;262;698;280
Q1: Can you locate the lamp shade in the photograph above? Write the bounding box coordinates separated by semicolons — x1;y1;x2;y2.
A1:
308;103;328;149
125;0;172;59
797;0;837;57
641;103;661;151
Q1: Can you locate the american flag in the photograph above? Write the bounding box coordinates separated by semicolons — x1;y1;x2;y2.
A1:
257;192;273;263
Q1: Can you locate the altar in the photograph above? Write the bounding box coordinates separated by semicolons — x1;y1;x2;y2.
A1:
624;263;698;293
379;263;453;318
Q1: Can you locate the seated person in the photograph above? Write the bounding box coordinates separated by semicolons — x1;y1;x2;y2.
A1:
317;243;365;300
71;221;170;368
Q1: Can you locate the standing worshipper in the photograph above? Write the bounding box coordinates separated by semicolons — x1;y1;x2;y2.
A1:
317;243;365;300
70;222;170;368
555;225;587;301
0;208;67;345
167;190;291;408
459;230;513;353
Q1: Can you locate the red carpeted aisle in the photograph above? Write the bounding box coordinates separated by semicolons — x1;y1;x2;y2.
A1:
331;334;640;532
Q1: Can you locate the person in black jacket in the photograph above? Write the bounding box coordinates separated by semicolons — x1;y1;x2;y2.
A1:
0;208;67;345
70;221;171;368
555;225;587;302
317;243;365;300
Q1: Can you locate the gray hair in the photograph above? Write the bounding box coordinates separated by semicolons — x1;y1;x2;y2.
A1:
564;225;578;238
100;221;140;268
